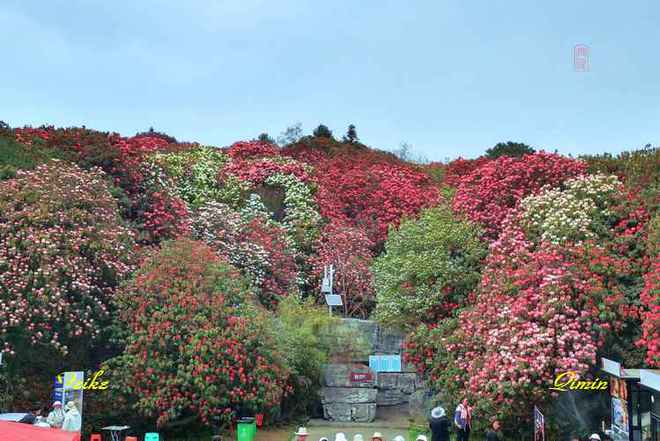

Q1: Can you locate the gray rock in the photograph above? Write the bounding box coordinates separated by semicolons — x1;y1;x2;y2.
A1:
323;363;375;388
398;373;418;394
321;387;377;404
351;403;377;422
376;388;408;406
323;403;352;421
376;372;399;390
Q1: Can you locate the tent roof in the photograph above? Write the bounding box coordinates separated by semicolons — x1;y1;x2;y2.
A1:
0;422;80;441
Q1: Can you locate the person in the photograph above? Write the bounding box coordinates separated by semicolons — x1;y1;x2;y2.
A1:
589;435;601;441
372;432;384;441
354;434;364;441
18;407;42;425
295;427;310;441
485;419;501;441
454;398;472;441
46;401;65;428
335;433;348;441
393;436;406;441
429;406;450;441
61;401;82;432
416;435;427;441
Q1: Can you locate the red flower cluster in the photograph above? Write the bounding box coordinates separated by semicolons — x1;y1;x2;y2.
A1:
314;153;440;247
108;240;289;427
637;262;660;367
452;152;587;239
227;140;279;160
221;157;311;185
443;157;491;187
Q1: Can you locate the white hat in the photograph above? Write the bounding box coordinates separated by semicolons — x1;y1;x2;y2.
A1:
431;406;445;418
393;436;406;441
372;433;384;440
65;401;77;411
319;438;329;441
415;436;427;441
295;428;310;436
354;435;364;441
335;433;348;441
52;401;62;407
589;435;601;441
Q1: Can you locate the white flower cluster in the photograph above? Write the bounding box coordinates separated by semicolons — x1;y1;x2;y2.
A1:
519;174;622;245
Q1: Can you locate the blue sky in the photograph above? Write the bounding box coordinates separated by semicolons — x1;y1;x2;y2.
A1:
1;0;658;160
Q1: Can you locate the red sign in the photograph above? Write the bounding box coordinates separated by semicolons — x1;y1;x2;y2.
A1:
350;372;373;382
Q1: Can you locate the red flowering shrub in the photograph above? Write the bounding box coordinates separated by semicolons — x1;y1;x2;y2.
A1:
443;156;490;187
452;152;587;239
0;161;135;355
227;140;279;160
310;222;376;318
314;153;440;247
106;239;290;427
637;262;659;367
221;157;312;185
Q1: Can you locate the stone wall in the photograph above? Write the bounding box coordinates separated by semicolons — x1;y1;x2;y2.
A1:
320;319;426;422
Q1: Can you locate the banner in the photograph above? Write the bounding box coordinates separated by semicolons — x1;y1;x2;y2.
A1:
610;377;629;439
534;406;545;441
53;372;84;427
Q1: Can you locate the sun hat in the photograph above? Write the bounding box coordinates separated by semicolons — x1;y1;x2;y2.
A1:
393;436;406;441
589;435;601;441
295;428;310;436
319;438;329;441
335;433;348;441
52;401;62;407
416;436;427;441
354;434;364;441
65;401;77;411
371;433;384;441
431;406;445;418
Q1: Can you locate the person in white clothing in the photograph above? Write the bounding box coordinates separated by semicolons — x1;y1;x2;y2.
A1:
61;401;82;432
46;401;65;428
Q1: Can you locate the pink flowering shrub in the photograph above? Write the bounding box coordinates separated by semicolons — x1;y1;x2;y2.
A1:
226;140;279;160
0;161;135;355
452;152;587;239
637;262;659;367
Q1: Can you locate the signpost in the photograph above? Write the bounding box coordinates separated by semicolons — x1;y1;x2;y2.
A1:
350;372;373;382
534;406;545;441
322;265;342;316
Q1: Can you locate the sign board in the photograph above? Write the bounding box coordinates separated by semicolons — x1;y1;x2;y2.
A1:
325;294;343;306
610;377;629;440
369;355;401;373
534;406;545;441
321;265;334;293
53;372;84;427
350;372;373;383
602;358;622;377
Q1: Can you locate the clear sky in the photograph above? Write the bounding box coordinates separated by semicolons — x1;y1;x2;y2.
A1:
1;1;658;160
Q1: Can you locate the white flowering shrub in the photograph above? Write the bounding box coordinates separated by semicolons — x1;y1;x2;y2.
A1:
519;174;622;245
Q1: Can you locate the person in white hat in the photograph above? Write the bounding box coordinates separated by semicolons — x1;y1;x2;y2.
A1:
61;401;81;432
295;427;310;441
335;433;348;441
416;435;427;441
46;401;65;428
589;435;601;441
354;434;364;441
393;436;407;441
371;432;384;441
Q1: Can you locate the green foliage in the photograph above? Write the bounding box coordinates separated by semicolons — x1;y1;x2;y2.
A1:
313;124;333;139
0;135;66;179
581;145;660;211
148;147;241;208
342;124;358;143
485;141;535;158
373;206;487;328
272;296;337;418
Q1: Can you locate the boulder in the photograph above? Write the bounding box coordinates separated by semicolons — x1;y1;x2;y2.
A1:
323;363;375;388
376;372;399;390
321;387;377;404
376;388;408;406
322;402;376;422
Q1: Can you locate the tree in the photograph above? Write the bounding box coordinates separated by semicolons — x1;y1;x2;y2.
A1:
277;122;303;146
313;124;333;139
485;141;535;158
373;206;487;328
135;126;177;143
342;124;358;143
257;132;276;144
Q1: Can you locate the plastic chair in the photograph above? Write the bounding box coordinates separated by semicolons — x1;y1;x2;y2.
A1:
145;433;160;441
90;435;102;441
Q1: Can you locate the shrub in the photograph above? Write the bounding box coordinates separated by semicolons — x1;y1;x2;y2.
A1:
373;206;486;328
106;239;289;428
637;262;659;367
485;141;535;159
452;152;587;239
0;161;135;355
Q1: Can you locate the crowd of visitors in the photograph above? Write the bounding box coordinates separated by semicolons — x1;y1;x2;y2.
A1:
17;400;82;432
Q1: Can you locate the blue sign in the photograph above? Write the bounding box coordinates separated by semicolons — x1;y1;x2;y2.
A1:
369;355;401;372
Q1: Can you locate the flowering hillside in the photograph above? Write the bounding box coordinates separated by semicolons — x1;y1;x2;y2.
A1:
0;123;657;438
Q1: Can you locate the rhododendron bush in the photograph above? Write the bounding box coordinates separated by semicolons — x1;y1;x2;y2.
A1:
452;152;587;239
0;161;135;355
637;262;659;367
106;239;290;427
374;206;486;328
192;202;299;307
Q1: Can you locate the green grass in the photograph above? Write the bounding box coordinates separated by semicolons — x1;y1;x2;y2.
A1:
0;135;67;179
